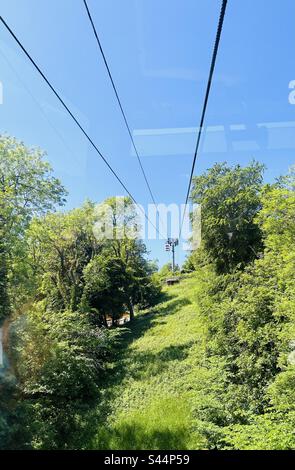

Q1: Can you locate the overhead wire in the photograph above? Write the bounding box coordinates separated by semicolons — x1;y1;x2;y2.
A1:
0;15;166;239
82;0;158;208
179;0;228;239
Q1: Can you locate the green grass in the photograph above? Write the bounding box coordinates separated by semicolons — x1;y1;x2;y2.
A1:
92;274;222;450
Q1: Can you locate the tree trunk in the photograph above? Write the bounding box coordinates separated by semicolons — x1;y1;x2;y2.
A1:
128;299;134;321
0;245;10;321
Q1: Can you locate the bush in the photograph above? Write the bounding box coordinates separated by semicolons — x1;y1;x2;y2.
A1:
10;307;116;449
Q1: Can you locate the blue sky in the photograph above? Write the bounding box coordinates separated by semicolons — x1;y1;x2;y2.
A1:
0;0;294;267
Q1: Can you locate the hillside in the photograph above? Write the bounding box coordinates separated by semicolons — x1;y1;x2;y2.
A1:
3;148;295;451
94;274;221;450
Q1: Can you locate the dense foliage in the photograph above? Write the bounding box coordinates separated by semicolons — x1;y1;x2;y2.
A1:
0;136;160;449
82;162;295;451
185;163;295;449
1;134;295;449
190;161;264;272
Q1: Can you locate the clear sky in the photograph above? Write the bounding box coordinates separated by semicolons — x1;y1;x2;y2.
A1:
0;0;294;267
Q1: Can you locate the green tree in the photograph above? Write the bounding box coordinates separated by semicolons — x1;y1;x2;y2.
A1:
11;306;115;449
0;135;66;319
83;196;160;322
82;245;160;324
81;254;129;326
190;161;264;273
193;170;295;448
27;202;99;311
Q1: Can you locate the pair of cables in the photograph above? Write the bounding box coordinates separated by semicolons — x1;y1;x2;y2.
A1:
0;0;228;241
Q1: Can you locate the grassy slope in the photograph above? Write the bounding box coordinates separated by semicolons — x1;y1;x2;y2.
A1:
93;274;223;450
